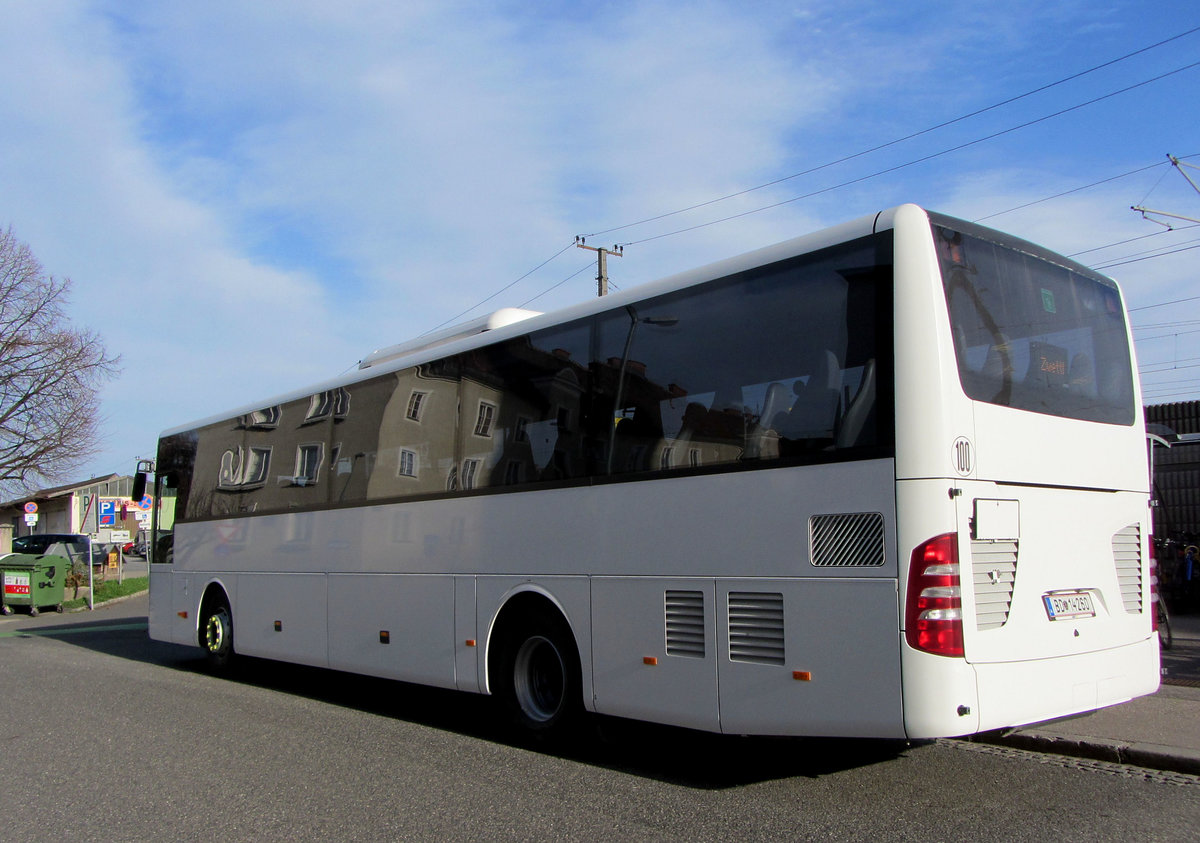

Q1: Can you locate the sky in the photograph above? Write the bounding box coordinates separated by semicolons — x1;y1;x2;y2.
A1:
1;0;1199;486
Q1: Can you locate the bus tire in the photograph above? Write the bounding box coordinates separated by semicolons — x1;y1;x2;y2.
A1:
202;600;234;670
498;611;582;736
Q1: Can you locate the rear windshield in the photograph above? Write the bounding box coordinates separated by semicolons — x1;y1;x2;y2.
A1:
932;220;1135;425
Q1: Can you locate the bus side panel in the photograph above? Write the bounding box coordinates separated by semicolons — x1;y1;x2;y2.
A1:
455;576;480;692
327;573;456;689
172;572;203;647
590;577;720;732
148;569;198;647
716;578;905;738
236;573;329;668
148;566;175;643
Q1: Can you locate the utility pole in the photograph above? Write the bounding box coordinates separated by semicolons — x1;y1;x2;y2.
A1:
575;237;623;297
1132;154;1200;227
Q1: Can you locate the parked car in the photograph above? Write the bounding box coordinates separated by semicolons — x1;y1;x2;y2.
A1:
10;533;107;566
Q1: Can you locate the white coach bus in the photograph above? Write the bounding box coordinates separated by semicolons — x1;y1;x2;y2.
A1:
139;204;1159;739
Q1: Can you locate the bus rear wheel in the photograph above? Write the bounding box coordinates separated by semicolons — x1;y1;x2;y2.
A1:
202;602;234;670
499;613;581;736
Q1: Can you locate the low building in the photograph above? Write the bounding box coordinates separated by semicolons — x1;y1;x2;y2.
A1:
0;474;142;541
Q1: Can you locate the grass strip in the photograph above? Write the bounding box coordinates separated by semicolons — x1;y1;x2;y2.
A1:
63;576;149;611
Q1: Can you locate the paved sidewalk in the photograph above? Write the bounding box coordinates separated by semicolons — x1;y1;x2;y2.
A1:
985;611;1200;775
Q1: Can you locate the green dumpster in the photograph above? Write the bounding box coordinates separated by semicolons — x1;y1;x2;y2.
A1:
1;553;67;616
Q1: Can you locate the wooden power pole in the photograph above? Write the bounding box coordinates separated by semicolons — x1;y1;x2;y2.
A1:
575;237;623;297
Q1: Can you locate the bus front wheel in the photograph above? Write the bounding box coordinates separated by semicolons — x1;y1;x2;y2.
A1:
202;602;234;670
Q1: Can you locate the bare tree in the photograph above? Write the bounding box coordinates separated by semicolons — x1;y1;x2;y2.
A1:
0;226;120;496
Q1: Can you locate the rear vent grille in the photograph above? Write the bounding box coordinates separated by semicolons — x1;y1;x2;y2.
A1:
971;539;1018;631
664;590;705;658
810;512;885;567
728;592;785;665
1112;524;1143;614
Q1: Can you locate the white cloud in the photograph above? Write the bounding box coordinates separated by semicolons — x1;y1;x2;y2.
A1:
1;0;1198;479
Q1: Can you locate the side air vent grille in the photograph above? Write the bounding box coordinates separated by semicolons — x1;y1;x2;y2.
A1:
1112;524;1143;614
665;590;705;658
728;592;785;665
971;539;1018;631
810;512;885;567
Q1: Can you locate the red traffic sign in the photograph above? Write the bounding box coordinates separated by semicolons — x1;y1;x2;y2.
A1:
23;502;37;514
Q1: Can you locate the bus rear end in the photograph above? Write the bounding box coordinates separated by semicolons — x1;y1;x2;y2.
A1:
889;205;1159;738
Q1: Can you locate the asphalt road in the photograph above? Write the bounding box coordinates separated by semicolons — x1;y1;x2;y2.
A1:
2;594;1199;842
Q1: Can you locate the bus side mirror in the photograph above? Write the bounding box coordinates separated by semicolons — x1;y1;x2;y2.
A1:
131;472;147;502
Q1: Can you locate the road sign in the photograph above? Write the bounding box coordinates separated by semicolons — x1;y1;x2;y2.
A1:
24;513;38;525
23;502;37;514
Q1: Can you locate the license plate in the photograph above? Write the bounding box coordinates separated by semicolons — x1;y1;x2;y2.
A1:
1043;590;1095;621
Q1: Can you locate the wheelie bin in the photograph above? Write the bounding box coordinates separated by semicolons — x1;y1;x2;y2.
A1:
1;553;67;616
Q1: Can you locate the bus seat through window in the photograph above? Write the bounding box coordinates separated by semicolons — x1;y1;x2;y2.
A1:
778;350;841;443
836;359;876;448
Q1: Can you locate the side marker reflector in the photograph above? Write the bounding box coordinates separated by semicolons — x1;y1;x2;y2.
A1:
793;671;812;681
644;656;658;666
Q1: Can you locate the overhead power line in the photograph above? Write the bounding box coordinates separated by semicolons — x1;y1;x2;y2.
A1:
1093;241;1200;270
584;25;1200;240
973;160;1170;223
421;241;576;335
1131;294;1200;313
430;27;1200;334
618;59;1200;247
1089;235;1200;268
1069;220;1200;258
519;261;594;308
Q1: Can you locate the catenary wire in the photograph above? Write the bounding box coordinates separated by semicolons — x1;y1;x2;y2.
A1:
1093;241;1200;270
436;34;1200;328
434;53;1200;336
1130;294;1200;313
617;60;1200;247
1069;221;1200;258
1088;234;1200;267
972;160;1171;223
519;261;594;308
582;25;1200;239
421;241;576;335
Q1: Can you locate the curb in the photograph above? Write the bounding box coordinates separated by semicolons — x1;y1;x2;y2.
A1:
981;730;1200;776
64;588;148;614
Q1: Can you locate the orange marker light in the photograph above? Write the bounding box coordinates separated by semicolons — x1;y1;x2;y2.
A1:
793;671;812;681
379;631;390;644
465;639;476;647
644;656;658;666
177;611;188;619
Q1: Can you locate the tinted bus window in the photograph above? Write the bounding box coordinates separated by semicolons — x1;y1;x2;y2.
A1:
934;223;1135;425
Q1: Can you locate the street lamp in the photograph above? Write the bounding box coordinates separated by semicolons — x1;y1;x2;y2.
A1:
606;305;679;474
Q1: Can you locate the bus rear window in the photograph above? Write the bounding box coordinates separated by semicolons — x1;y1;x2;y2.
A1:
933;222;1135;425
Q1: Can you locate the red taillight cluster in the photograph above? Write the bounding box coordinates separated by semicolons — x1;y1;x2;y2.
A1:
905;533;964;657
1149;554;1159;633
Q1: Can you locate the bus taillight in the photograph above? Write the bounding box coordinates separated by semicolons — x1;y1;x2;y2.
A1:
905;533;964;657
1149;554;1159;633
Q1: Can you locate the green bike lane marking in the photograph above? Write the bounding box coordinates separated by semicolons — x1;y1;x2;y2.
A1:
0;622;148;638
